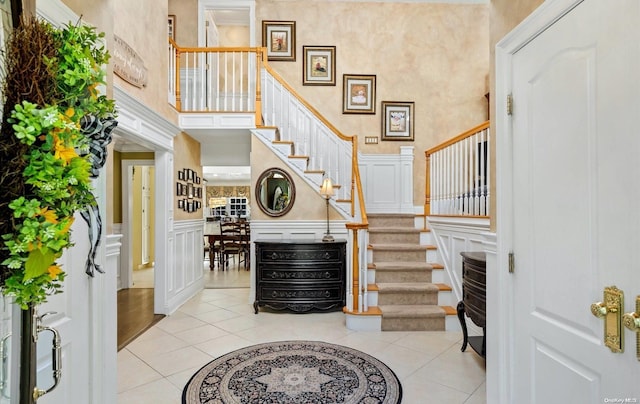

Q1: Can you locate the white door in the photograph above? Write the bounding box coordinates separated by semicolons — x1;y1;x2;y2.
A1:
37;219;91;403
506;0;640;401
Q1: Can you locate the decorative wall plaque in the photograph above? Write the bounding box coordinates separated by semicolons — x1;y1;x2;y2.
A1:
113;35;148;88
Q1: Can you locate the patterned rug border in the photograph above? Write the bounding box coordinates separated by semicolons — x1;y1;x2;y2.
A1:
182;340;403;404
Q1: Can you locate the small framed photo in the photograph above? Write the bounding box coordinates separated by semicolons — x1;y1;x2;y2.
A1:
195;175;201;184
303;46;336;86
343;74;376;114
381;101;415;141
178;170;184;181
178;199;184;209
168;15;176;41
187;183;194;199
262;21;296;61
176;182;182;196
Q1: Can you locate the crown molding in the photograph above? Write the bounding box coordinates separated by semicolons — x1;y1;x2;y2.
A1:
113;86;180;152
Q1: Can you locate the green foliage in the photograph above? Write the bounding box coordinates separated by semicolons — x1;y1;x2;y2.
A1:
1;21;116;309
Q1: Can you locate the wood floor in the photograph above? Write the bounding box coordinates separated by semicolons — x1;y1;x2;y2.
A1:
117;288;164;351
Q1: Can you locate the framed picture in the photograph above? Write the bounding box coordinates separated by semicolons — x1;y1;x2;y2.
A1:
178;199;184;209
168;15;176;40
176;182;182;196
178;170;184;181
343;74;376;114
302;46;336;86
262;21;296;61
381;101;415;141
187;183;194;199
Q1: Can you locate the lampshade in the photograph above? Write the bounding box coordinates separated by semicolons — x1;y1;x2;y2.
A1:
319;178;334;198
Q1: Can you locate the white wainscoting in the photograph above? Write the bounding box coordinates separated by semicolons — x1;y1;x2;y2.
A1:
112;224;124;290
168;220;206;313
427;216;490;333
358;146;414;214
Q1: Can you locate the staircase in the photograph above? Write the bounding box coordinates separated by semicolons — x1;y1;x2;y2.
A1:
368;214;455;331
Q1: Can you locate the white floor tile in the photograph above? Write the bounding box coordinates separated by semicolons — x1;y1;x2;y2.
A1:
117;269;486;402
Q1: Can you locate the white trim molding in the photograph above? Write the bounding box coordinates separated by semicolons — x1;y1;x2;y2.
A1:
114;86;180;151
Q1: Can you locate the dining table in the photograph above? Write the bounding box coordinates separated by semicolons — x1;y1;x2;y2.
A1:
204;221;250;270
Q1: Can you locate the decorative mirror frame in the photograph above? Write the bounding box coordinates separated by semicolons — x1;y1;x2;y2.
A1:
255;167;296;217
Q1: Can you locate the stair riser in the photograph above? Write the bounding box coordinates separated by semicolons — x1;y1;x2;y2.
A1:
373;250;428;262
374;270;432;283
369;233;420;244
378;292;438;305
381;317;445;331
368;216;415;228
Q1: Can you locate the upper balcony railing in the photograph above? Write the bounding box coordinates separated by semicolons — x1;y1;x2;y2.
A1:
425;121;490;217
168;39;370;314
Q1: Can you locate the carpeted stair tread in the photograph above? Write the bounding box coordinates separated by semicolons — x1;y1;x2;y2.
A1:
370;243;436;251
374;262;433;271
379;305;445;318
377;283;439;292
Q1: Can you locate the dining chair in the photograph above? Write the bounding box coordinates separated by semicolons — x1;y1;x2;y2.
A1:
220;224;246;269
205;236;223;270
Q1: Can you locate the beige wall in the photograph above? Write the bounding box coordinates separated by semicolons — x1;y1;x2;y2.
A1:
174;132;203;221
112;0;176;120
169;0;198;47
251;138;341;221
488;0;544;229
256;0;489;206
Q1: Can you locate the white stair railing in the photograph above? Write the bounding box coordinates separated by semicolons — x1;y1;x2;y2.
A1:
168;40;258;113
168;42;371;314
260;68;353;205
425;121;490;216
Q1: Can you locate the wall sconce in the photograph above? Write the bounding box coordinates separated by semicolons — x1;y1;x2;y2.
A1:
320;178;334;242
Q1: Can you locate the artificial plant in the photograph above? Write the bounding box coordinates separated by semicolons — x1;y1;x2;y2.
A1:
0;18;116;309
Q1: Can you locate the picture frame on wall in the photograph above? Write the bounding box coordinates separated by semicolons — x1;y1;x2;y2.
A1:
178;170;184;181
302;46;336;86
176;182;182;196
262;20;296;61
178;199;184;209
342;74;376;114
168;15;176;40
187;183;194;199
381;101;415;141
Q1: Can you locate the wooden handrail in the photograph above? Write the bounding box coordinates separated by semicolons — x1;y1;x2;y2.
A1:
425;121;490;156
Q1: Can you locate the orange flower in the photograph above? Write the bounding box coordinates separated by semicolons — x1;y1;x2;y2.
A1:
53;135;79;165
48;265;63;279
40;207;58;224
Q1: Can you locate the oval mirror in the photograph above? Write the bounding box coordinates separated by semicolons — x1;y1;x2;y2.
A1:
255;167;296;217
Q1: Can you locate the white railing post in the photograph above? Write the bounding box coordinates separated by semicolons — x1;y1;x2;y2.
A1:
427;122;491;217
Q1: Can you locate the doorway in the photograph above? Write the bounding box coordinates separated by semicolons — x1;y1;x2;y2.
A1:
118;159;162;349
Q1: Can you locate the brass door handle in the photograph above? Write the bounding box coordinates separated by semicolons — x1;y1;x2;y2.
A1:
622;296;640;361
590;286;624;353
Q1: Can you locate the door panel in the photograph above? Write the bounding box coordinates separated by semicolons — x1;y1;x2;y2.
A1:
511;0;640;401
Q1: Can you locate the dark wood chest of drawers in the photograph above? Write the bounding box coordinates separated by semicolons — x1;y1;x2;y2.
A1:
254;240;346;314
457;251;486;358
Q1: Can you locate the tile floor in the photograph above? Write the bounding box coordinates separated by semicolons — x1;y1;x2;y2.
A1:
117;268;486;404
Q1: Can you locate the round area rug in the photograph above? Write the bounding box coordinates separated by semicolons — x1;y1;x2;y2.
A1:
182;340;402;403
